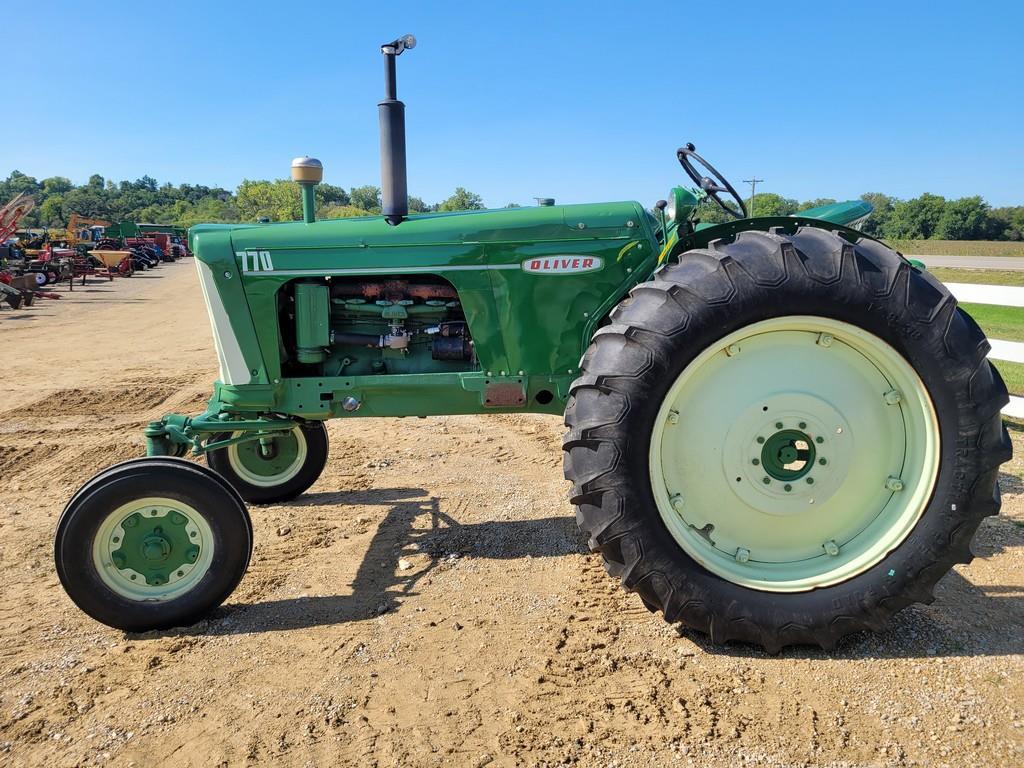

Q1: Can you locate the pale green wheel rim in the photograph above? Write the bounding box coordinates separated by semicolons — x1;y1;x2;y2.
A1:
91;497;215;602
226;427;307;488
649;316;940;592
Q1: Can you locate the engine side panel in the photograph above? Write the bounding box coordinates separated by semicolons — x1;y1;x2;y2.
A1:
192;202;661;417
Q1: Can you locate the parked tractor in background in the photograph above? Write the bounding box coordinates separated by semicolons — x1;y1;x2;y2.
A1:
55;36;1011;652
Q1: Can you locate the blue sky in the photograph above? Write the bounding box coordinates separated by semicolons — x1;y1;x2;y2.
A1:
3;1;1022;207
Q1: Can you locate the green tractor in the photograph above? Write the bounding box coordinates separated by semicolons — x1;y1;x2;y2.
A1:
56;36;1011;652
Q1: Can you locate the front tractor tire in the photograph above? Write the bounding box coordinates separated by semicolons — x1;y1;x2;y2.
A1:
563;226;1011;652
206;422;329;504
55;458;253;632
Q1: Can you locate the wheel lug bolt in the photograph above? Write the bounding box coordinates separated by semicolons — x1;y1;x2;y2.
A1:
806;477;814;485
784;484;792;492
726;344;741;357
815;436;824;444
756;436;765;444
752;459;760;466
885;476;904;492
799;422;807;429
735;547;750;563
775;422;784;429
823;540;840;556
817;333;834;347
670;494;685;512
883;389;902;405
819;458;827;465
762;477;771;485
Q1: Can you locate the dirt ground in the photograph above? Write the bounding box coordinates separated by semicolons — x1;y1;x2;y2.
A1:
1;262;1022;768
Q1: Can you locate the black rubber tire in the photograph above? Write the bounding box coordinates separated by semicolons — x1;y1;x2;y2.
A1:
206;422;329;504
55;457;253;632
563;226;1011;652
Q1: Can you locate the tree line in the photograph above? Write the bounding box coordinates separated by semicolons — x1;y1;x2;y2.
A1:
701;191;1024;241
0;171;487;231
3;170;1022;242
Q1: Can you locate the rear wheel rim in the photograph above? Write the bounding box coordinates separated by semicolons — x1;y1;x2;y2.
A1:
226;427;307;488
92;497;214;601
649;316;940;592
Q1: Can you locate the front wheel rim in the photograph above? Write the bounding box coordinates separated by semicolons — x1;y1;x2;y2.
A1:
226;427;307;488
92;497;214;601
649;316;940;592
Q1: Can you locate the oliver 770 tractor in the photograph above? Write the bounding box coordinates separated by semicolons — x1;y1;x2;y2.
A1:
56;36;1011;652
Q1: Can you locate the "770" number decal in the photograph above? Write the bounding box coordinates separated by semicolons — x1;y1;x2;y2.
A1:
237;250;275;273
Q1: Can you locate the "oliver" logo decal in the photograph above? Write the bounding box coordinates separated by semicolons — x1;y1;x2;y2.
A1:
521;255;603;274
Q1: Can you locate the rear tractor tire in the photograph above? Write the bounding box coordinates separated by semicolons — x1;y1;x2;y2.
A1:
563;226;1011;652
55;458;253;632
206;422;329;504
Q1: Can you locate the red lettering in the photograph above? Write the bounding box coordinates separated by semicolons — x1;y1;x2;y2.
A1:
582;258;593;269
530;260;541;270
572;259;580;269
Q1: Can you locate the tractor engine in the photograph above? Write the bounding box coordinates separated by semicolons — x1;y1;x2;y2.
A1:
283;275;475;377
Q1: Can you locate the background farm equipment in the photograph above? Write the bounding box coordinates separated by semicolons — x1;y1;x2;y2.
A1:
65;214;111;249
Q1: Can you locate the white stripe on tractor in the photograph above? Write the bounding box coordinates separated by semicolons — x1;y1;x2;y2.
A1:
194;260;251;386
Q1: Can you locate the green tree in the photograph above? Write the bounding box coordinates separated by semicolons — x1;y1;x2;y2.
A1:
750;192;798;217
61;186;111;221
859;193;895;237
38;194;67;226
236;179;302;222
41;176;73;197
888;193;946;239
317;183;350;207
935;196;993;240
437;187;484;212
321;204;373;219
408;195;428;213
991;206;1024;241
797;198;837;212
349;185;382;212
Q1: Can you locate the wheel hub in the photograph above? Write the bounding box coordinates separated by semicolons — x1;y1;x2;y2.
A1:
760;429;816;481
226;428;307;488
96;501;210;595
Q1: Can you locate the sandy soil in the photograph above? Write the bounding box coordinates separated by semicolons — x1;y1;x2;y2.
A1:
1;262;1022;767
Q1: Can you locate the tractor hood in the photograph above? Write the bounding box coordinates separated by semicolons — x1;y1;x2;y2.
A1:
189;201;650;253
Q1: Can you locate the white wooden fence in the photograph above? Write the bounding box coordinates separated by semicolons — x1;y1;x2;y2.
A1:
945;283;1024;417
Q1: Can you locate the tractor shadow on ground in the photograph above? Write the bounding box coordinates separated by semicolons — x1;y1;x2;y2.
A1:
160;483;1023;660
169;487;588;638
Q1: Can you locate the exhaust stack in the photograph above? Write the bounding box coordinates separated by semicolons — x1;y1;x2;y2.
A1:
379;34;416;226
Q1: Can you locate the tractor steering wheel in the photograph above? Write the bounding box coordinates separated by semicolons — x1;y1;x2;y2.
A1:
677;143;748;219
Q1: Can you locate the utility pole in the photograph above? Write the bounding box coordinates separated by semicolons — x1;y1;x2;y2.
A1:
742;177;763;216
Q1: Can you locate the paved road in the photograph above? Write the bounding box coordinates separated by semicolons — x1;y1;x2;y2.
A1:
916;255;1024;270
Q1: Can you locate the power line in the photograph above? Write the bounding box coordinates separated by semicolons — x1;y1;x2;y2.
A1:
742;177;763;216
